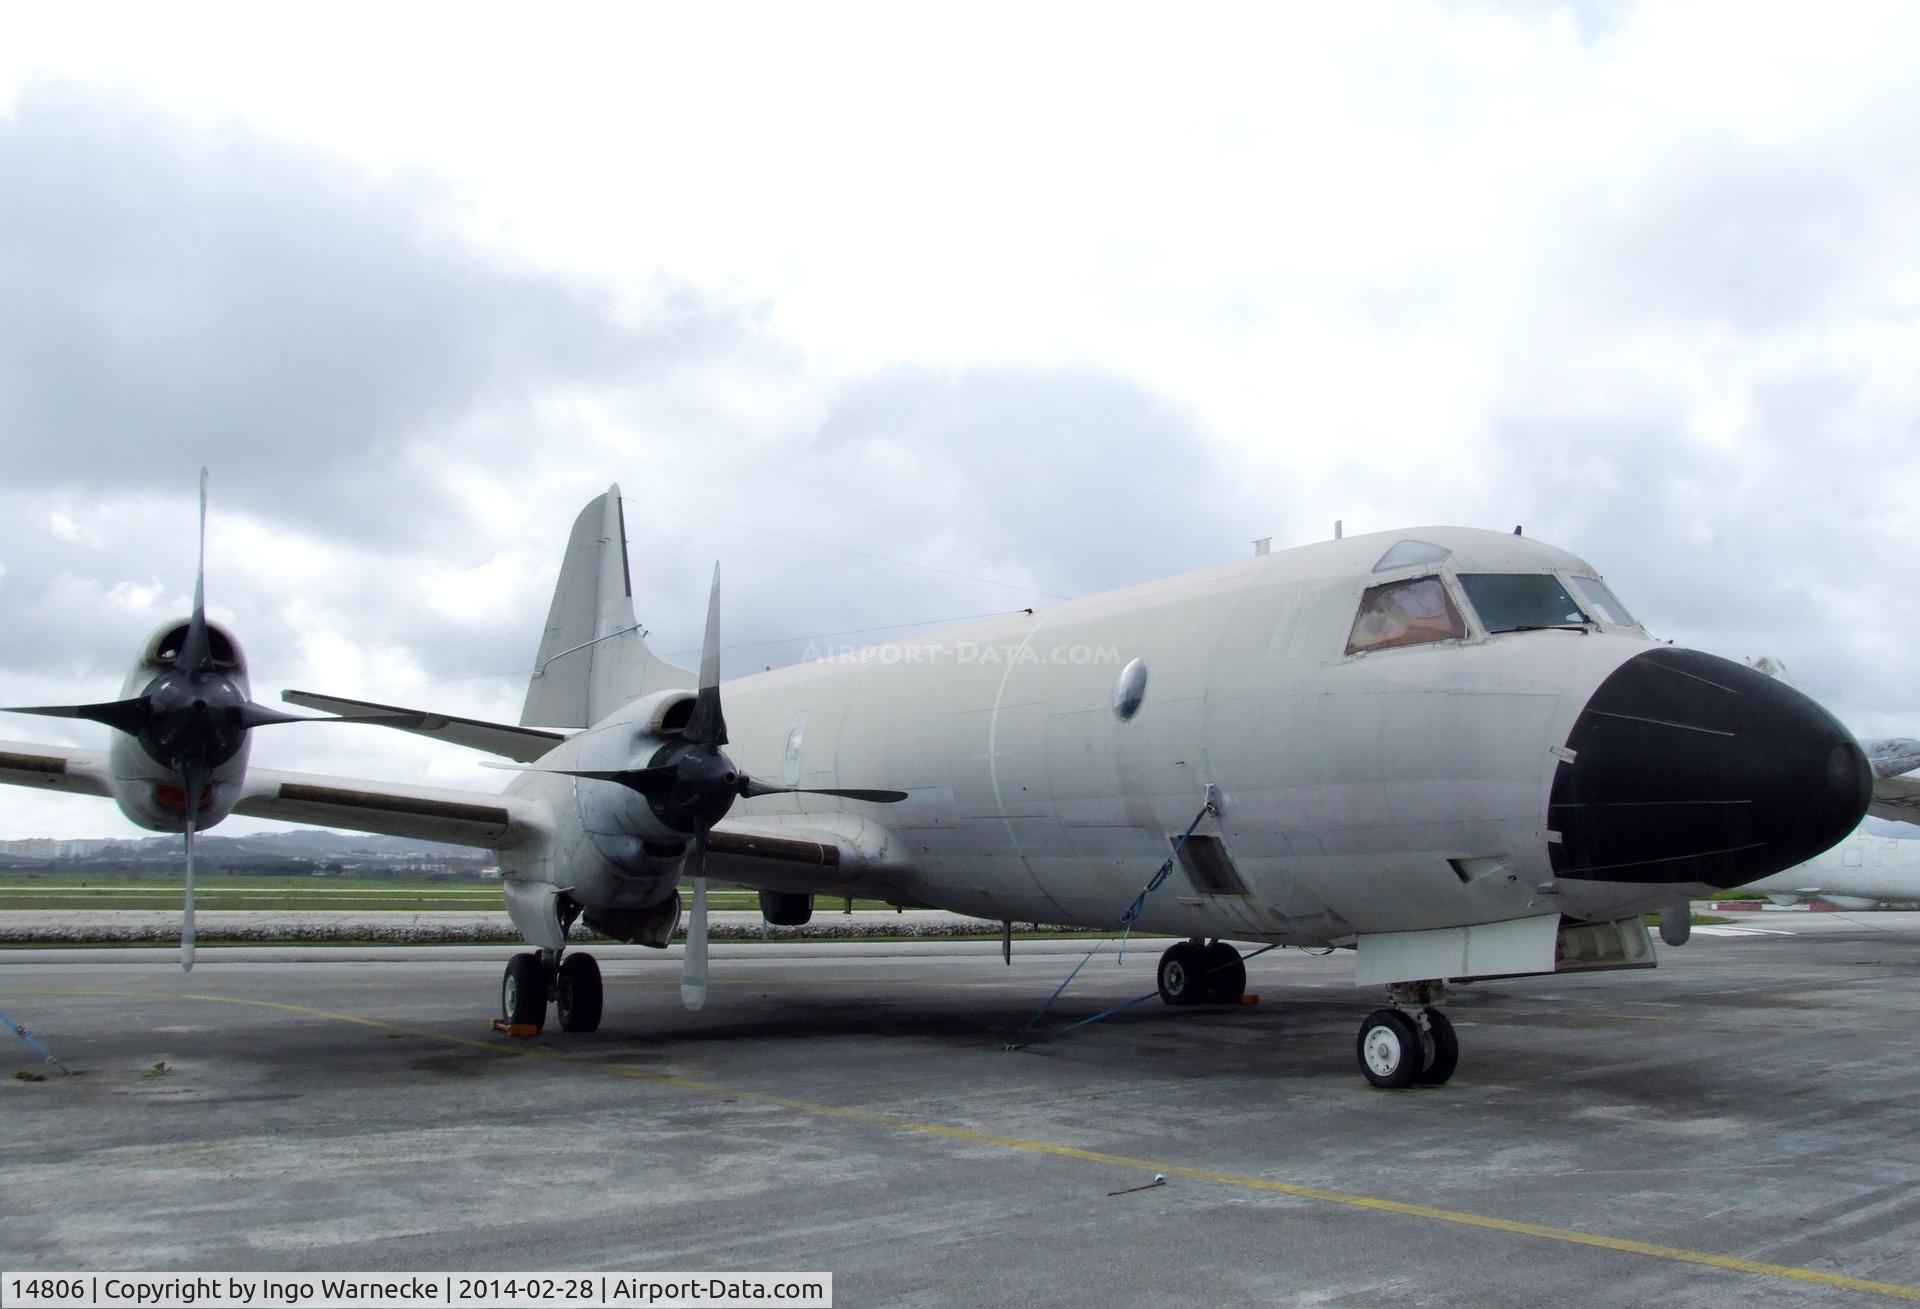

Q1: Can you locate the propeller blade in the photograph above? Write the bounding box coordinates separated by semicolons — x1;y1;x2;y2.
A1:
1;697;153;735
739;777;909;803
179;468;214;674
477;761;678;796
683;563;727;746
180;759;207;974
680;836;709;1012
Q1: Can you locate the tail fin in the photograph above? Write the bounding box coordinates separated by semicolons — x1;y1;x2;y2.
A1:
521;487;695;728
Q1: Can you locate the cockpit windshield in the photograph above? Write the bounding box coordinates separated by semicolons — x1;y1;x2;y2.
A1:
1346;576;1467;654
1456;573;1589;633
1569;575;1637;627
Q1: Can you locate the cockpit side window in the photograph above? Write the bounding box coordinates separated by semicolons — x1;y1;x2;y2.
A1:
1456;573;1589;633
1569;576;1637;627
1346;576;1467;655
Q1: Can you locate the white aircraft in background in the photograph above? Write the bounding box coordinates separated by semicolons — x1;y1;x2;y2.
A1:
1742;828;1920;909
1721;659;1920;910
2;489;1895;1088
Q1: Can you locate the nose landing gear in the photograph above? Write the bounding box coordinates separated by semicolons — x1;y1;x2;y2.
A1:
1357;981;1457;1088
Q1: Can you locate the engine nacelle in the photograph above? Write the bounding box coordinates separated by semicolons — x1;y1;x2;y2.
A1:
105;618;252;833
570;689;700;871
761;891;813;926
584;899;682;947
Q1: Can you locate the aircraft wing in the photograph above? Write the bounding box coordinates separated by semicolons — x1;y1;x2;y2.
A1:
230;766;541;848
0;737;541;849
0;741;114;800
282;690;570;763
1871;773;1920;828
702;813;914;898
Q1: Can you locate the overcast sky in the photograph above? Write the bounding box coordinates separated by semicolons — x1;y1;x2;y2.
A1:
1;1;1916;840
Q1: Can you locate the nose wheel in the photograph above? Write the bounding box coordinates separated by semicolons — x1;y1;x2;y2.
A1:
1356;983;1457;1088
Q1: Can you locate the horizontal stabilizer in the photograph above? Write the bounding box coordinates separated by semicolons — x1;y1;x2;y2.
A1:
283;690;568;763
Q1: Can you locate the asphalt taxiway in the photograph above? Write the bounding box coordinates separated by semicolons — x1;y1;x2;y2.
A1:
7;917;1920;1306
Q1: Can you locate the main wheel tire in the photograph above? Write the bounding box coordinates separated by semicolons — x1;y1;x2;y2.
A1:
502;952;549;1031
1157;941;1208;1007
1414;1008;1458;1086
1356;1008;1421;1089
556;953;604;1033
1202;941;1247;1004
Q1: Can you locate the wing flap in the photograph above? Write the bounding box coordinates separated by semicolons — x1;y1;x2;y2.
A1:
700;813;911;897
283;690;568;763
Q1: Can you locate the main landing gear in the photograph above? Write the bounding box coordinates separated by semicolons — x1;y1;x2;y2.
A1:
1154;944;1459;1089
1156;938;1248;1006
500;949;605;1034
1356;981;1457;1089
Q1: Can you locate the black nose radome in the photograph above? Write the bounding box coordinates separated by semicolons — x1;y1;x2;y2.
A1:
1548;648;1871;889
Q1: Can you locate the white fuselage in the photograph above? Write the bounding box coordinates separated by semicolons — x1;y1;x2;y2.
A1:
498;527;1765;947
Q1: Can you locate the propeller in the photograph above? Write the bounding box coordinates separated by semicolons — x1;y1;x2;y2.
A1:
489;568;910;829
2;470;387;971
682;838;710;1011
495;564;907;1009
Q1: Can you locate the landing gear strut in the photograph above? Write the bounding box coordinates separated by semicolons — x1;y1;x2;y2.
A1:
1157;939;1247;1006
500;899;604;1034
1356;981;1457;1089
499;950;605;1033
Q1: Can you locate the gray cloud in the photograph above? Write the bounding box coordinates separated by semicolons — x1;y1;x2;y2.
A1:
0;83;727;542
0;89;1256;787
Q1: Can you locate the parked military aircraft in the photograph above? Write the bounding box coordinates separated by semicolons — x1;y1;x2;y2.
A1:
0;488;1888;1086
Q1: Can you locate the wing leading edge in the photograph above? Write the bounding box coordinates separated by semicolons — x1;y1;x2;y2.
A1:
0;737;541;849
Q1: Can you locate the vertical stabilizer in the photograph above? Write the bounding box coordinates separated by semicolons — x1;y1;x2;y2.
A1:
521;487;695;728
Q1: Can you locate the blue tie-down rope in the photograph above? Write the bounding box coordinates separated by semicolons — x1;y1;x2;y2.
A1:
1031;943;1283;1046
1;1007;70;1076
1009;795;1239;1050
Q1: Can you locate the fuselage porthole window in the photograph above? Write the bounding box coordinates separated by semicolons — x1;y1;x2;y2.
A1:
1113;657;1149;720
782;709;809;785
1345;576;1467;655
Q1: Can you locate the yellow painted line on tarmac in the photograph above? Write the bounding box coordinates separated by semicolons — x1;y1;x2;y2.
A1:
16;985;1920;1303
